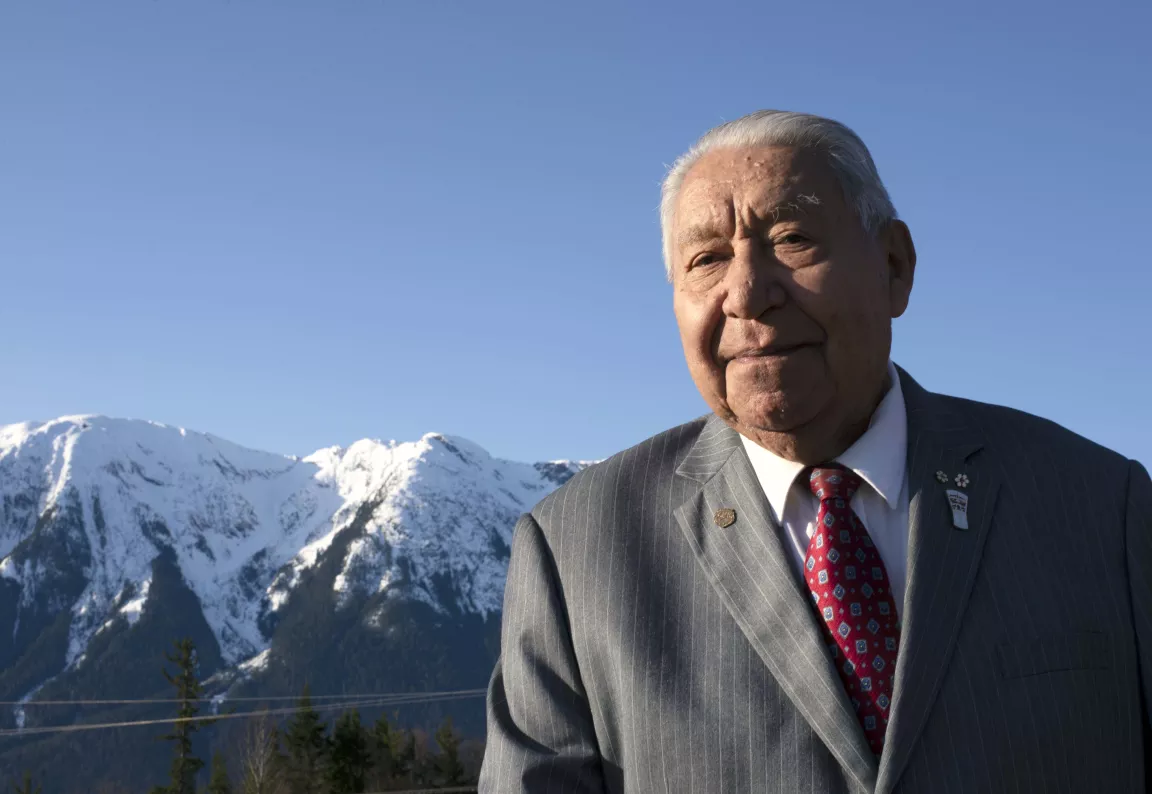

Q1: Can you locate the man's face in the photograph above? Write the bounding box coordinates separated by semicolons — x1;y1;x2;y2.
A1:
670;145;916;461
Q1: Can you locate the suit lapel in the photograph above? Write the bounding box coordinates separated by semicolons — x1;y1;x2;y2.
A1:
674;415;880;792
875;370;1002;794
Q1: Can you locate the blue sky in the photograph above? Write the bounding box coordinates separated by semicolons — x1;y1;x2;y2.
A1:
3;1;1149;465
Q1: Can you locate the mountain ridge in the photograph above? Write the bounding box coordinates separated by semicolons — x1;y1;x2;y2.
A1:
0;414;590;725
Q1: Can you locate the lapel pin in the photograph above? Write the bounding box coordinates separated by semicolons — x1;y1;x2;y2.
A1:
954;473;970;488
714;508;736;528
935;470;949;484
944;489;969;530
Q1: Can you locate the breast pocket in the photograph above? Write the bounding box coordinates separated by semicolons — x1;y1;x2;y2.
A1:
996;630;1110;679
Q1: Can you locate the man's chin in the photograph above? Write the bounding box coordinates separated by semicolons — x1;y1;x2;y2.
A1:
726;394;823;436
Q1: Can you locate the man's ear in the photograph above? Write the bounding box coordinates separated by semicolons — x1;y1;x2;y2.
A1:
885;220;917;318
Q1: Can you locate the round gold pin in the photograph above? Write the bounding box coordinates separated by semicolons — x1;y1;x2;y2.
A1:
714;508;736;528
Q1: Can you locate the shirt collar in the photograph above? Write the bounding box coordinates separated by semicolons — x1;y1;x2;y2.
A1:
739;361;908;522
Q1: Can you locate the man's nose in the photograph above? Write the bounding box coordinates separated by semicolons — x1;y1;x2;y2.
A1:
721;241;785;320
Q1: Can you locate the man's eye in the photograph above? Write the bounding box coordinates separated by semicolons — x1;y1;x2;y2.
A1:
690;253;723;269
775;233;809;245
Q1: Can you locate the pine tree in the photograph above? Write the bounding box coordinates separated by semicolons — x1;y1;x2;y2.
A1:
384;713;416;787
207;752;233;794
366;714;397;789
433;716;469;787
8;771;42;794
326;710;372;794
153;638;213;794
277;685;329;794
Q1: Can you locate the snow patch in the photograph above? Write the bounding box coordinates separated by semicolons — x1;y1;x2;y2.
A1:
120;579;150;625
12;684;45;732
239;648;271;674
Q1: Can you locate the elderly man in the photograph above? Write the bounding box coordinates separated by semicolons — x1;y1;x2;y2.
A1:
479;110;1152;793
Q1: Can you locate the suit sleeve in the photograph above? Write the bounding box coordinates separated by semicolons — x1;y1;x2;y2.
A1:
478;512;607;793
1126;460;1152;787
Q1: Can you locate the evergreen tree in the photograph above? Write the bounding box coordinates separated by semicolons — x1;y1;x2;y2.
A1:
277;685;329;794
366;714;397;789
207;752;233;794
153;638;213;794
326;710;372;793
433;716;469;787
375;714;417;788
8;771;42;794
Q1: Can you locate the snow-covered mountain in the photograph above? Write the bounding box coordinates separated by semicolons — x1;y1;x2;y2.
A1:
0;415;588;717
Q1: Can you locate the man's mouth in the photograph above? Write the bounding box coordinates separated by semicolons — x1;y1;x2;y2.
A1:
729;342;815;361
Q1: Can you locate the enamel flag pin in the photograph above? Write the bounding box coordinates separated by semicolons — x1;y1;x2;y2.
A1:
945;487;969;530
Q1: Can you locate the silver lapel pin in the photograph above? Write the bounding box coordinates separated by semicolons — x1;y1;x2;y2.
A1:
945;473;970;529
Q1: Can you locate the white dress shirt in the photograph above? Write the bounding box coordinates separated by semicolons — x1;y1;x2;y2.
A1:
739;361;910;615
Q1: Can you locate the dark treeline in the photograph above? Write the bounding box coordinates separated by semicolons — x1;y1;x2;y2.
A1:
5;638;482;794
180;690;480;794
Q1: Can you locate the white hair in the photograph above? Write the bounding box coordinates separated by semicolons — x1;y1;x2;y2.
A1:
659;110;897;279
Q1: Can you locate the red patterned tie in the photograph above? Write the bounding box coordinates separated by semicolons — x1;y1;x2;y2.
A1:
803;465;901;756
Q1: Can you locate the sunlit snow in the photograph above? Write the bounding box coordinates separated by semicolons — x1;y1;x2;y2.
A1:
0;416;590;683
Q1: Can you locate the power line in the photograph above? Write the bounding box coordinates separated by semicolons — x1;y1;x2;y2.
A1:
367;788;478;793
0;692;483;738
0;688;487;707
0;691;486;738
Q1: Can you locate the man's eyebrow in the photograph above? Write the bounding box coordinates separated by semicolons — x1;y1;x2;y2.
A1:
676;225;726;248
765;194;822;222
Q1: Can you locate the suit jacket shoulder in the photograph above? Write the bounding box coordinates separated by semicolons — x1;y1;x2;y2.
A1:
932;390;1135;476
530;415;710;531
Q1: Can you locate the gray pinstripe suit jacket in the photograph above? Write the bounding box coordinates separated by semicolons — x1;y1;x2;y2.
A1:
480;369;1152;793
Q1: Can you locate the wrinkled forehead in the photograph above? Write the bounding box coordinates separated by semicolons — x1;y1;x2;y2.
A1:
674;145;841;232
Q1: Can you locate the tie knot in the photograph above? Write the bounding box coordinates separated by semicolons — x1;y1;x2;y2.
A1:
806;464;862;502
